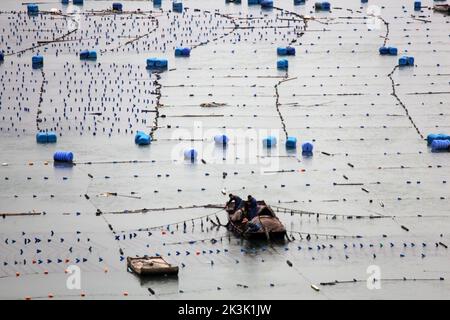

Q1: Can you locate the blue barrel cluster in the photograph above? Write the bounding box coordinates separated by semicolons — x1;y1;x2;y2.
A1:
112;3;123;11
294;0;305;4
73;0;84;5
146;58;168;70
315;2;331;11
214;134;229;146
135;131;152;145
302;142;314;156
248;0;261;4
427;134;450;145
277;59;289;70
32;55;44;69
286;137;297;149
173;1;183;13
36;132;57;144
184;149;198;162
54;151;74;163
80;50;97;60
261;0;273;8
263;136;277;148
277;47;296;56
431;140;450;153
414;1;421;11
379;46;398;56
399;56;414;66
175;47;191;57
27;4;39;15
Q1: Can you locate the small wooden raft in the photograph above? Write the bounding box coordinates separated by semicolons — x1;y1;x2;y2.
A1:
127;256;179;276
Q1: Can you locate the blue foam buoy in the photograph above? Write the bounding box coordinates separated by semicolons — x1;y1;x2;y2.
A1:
260;0;273;8
146;58;168;70
277;47;296;56
175;47;191;57
286;137;297;149
27;4;39;15
54;151;74;163
302;142;314;155
431;140;450;152
135;131;151;145
32;55;44;69
214;134;229;146
184;149;198;162
399;55;414;66
173;1;183;12
277;59;288;70
112;2;123;11
80;50;97;60
263;136;277;148
414;1;421;11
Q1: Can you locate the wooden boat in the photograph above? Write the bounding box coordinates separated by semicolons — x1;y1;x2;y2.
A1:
127;256;179;276
433;4;450;14
226;200;287;241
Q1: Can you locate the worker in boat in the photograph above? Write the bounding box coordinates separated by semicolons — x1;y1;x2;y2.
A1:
227;194;246;222
226;193;243;211
247;195;258;220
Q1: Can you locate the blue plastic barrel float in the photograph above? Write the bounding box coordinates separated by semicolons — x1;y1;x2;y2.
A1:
27;4;39;15
315;2;331;11
427;133;450;145
112;3;123;11
135;131;152;145
73;0;84;5
61;0;69;4
294;0;305;5
214;134;229;146
173;1;183;13
302;142;314;156
263;136;277;148
154;0;162;6
379;46;397;56
277;46;296;56
54;151;74;163
146;58;168;70
260;0;273;8
414;1;421;11
0;51;4;62
184;149;198;162
361;0;368;3
175;47;191;57
80;50;97;60
431;140;450;153
32;55;44;69
399;56;414;66
286;137;297;149
248;0;260;4
36;132;57;143
277;59;289;70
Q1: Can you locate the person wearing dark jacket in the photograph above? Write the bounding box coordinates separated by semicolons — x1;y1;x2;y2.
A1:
227;194;243;211
247;195;258;220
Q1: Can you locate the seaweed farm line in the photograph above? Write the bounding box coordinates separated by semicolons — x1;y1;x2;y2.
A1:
1;0;450;300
